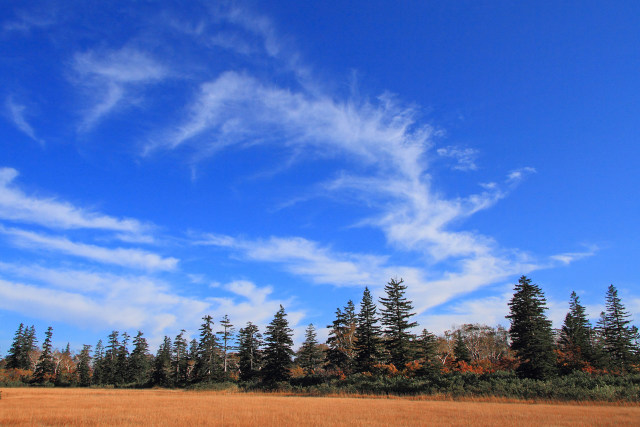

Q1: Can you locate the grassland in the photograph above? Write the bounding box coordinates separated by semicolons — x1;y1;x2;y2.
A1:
1;388;640;426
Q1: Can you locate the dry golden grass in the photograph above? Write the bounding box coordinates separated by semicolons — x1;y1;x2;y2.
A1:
1;388;639;426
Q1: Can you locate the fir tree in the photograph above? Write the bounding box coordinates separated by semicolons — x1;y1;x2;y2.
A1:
92;340;105;385
173;330;189;386
600;284;639;371
355;287;383;372
116;332;130;385
326;300;357;374
262;305;294;384
194;315;221;383
103;331;120;385
506;276;556;379
416;329;440;376
297;324;325;374
5;323;24;370
152;336;173;387
77;344;92;387
217;315;236;375
129;331;150;386
238;322;262;381
34;326;55;383
379;278;418;368
559;291;595;371
453;330;471;363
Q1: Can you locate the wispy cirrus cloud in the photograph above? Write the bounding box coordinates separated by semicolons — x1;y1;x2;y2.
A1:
436;146;478;171
4;97;41;143
72;47;168;131
0;226;177;271
0;167;152;240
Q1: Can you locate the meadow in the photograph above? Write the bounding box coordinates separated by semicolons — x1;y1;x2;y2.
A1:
1;388;640;426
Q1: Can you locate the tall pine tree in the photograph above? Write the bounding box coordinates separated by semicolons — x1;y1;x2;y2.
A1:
262;305;294;384
326;300;357;374
194;315;221;383
506;276;556;379
354;287;382;372
238;322;262;381
559;291;596;371
600;284;639;371
297;324;325;374
379;278;418;368
34;326;55;383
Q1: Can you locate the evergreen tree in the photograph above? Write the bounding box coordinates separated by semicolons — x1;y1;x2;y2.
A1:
506;276;556;380
416;329;440;375
379;278;418;368
194;315;222;383
559;291;595;371
217;315;235;375
326;300;357;374
237;322;262;381
297;324;325;374
92;340;105;385
129;331;150;385
77;344;92;387
22;325;38;370
103;331;120;385
152;336;173;387
5;323;24;370
34;326;55;383
116;332;130;385
262;305;294;384
173;329;189;386
354;287;383;372
453;330;471;363
600;284;639;371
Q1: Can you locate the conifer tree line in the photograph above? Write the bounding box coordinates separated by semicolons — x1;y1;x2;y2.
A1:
2;276;639;388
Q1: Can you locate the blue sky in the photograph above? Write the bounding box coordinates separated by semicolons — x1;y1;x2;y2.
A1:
1;0;639;352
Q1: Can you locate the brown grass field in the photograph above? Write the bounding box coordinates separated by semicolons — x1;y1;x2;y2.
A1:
1;388;639;426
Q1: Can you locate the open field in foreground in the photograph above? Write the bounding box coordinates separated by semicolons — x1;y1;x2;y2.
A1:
1;388;640;426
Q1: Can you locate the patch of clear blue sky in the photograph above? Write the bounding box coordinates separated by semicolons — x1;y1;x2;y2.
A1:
0;0;638;352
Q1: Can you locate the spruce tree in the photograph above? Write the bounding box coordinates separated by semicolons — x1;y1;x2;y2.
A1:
92;340;105;385
238;322;262;381
379;278;418;368
416;329;440;376
326;300;357;374
194;315;221;383
600;284;638;371
559;291;595;371
77;344;92;387
453;330;471;363
262;305;294;384
129;331;150;386
34;326;55;383
297;324;325;374
173;330;189;386
152;336;173;387
355;287;382;372
5;323;24;370
217;315;235;375
506;276;556;379
116;332;130;385
103;331;120;385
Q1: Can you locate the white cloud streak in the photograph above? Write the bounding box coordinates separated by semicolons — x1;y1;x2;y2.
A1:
0;167;152;240
4;97;41;143
72;47;168;130
0;226;177;271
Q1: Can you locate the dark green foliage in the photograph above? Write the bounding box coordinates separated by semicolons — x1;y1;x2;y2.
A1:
128;331;151;386
453;331;471;363
33;327;55;383
415;329;440;376
238;322;262;381
173;330;189;386
379;278;418;368
5;324;37;371
296;324;325;374
355;287;383;372
506;276;556;380
262;305;294;384
116;332;130;385
152;336;173;387
194;315;222;383
599;285;639;372
92;340;104;385
102;331;120;385
77;345;92;387
326;300;357;374
559;291;596;371
217;315;235;375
